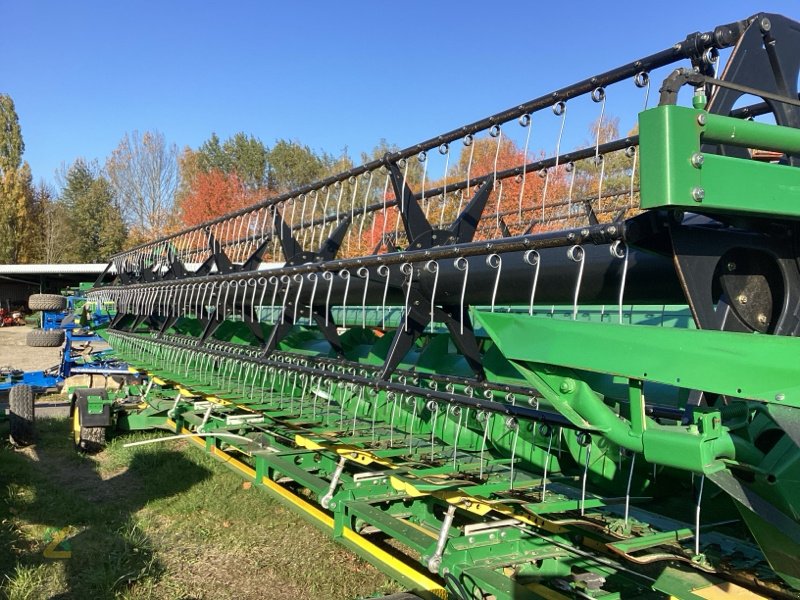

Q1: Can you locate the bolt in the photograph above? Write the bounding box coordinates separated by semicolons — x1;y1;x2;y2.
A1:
468;536;475;544
738;294;748;305
691;153;704;168
607;225;617;235
559;379;575;394
757;313;768;325
776;393;785;402
726;262;736;272
760;17;772;33
697;113;707;126
692;187;705;202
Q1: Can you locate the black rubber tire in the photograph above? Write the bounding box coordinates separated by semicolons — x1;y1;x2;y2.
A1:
28;294;67;311
78;425;106;453
26;328;65;347
72;390;108;453
9;384;35;446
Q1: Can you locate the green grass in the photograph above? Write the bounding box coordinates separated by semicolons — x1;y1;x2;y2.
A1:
0;418;400;600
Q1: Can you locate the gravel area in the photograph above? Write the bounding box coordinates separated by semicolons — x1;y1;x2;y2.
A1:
0;325;61;372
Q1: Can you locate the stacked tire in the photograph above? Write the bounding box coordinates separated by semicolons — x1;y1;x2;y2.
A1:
26;328;65;347
27;294;67;348
28;294;67;312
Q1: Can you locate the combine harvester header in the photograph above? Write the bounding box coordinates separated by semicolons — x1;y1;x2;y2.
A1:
81;12;800;599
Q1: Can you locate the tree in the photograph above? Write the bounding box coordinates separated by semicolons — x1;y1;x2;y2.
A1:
0;94;35;262
267;139;328;192
106;130;179;241
177;169;260;227
29;180;71;263
196;132;269;188
60;159;126;262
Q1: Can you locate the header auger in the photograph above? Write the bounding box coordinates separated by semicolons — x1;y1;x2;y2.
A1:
80;12;800;599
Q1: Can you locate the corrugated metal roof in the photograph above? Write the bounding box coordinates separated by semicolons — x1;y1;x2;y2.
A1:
0;264;113;275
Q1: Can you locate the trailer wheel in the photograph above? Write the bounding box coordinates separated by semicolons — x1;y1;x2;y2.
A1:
9;384;35;446
26;328;65;347
72;406;106;453
28;294;67;311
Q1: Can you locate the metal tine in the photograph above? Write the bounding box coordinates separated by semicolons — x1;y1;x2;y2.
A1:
388;392;398;447
394;159;411;242
494;180;504;236
478;411;491;479
323;271;335;327
288;197;297;241
333;181;345;243
292;274;304;324
340;269;351;325
357;267;369;328
424;260;439;333
458;134;475;215
568;245;586;320
270;209;281;261
318;186;332;248
307;273;318;323
418;151;429;222
579;432;592;515
451;404;463;470
454;257;469;334
326;378;335;426
377;265;390;329
269;276;280;324
486;254;502;313
370;389;379;444
400;262;413;332
308;189;320;250
694;475;705;556
339;379;351;426
379;172;390;246
540;424;554;499
351;383;365;436
437;143;451;229
489;123;503;232
611;241;629;324
592;86;608;213
296;372;309;414
357;171;374;249
507;416;520;490
427;398;439;461
516;114;533;224
624;450;637;527
298;194;309;250
345;176;358;256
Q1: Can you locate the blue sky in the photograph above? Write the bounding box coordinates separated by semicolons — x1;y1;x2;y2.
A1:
2;1;797;186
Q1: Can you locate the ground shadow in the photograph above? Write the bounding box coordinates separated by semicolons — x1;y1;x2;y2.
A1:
0;418;211;599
